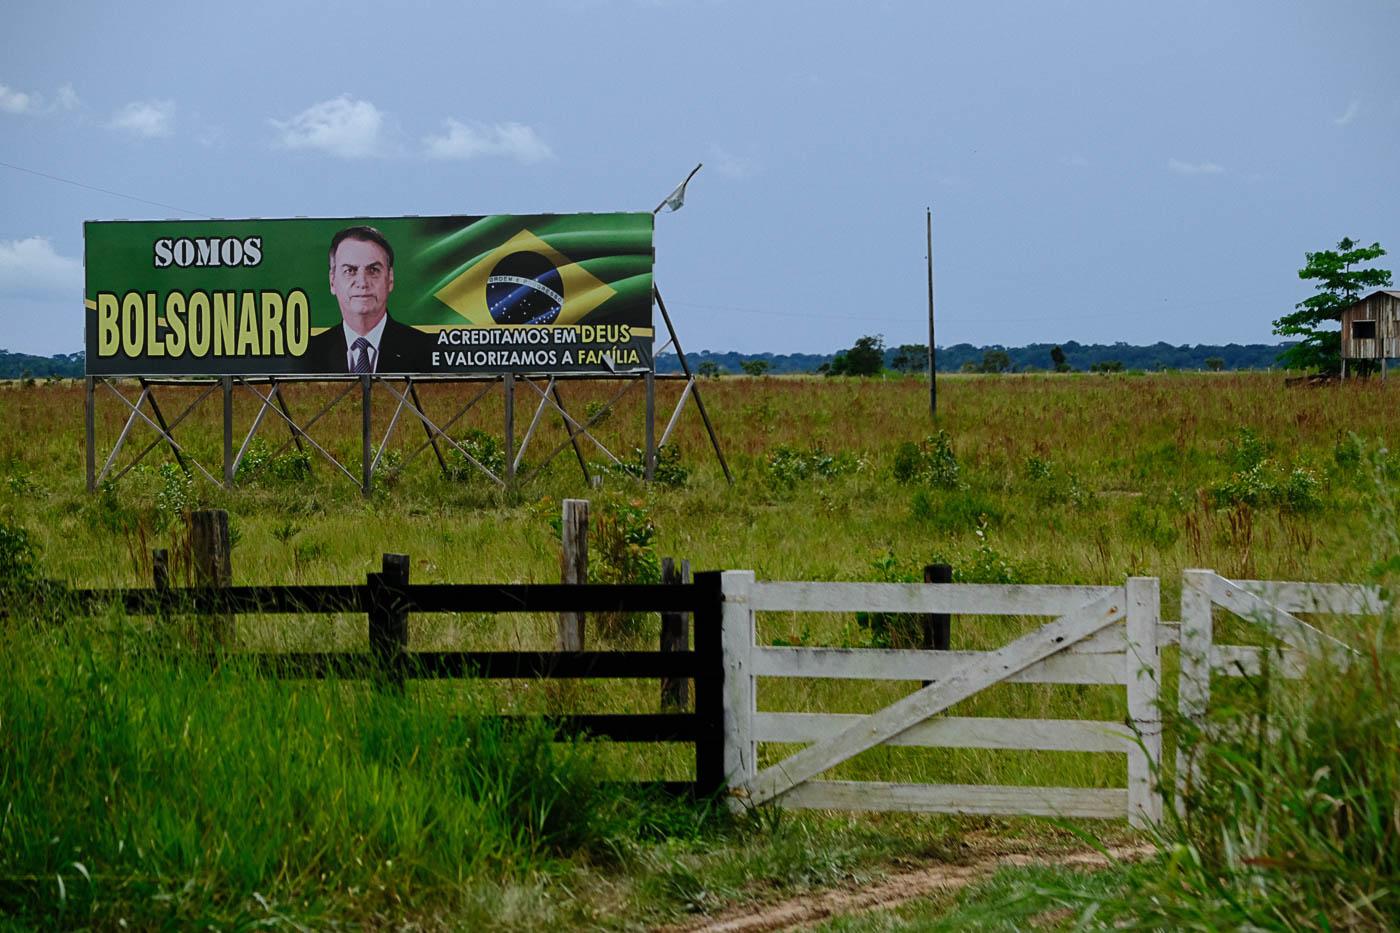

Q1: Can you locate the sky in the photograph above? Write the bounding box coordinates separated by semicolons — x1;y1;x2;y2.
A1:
2;0;1398;358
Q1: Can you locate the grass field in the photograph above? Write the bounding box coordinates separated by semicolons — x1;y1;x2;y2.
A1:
2;371;1398;930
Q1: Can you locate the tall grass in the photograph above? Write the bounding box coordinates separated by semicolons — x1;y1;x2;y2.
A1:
0;606;682;930
5;373;1400;927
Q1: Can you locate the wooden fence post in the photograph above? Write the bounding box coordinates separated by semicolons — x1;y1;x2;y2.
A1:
921;563;952;650
719;570;756;809
691;570;727;798
557;498;588;651
191;509;233;647
152;548;169;592
1125;576;1163;827
1177;569;1215;818
152;547;170;631
660;557;691;710
369;553;410;692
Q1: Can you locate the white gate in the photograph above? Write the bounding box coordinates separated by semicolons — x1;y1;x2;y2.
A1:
717;573;1167;827
1175;569;1376;809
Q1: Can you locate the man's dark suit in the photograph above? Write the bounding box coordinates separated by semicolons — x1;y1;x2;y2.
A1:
304;316;436;374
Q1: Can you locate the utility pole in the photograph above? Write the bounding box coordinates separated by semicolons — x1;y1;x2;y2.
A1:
926;208;936;417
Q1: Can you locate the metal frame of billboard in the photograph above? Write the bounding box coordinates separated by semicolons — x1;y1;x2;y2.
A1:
84;286;732;496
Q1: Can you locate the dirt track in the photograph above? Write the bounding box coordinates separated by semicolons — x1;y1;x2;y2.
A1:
651;841;1154;933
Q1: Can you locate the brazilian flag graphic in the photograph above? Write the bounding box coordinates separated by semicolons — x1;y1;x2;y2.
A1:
399;213;654;332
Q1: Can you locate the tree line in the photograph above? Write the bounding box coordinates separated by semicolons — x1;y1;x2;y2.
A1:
658;339;1299;377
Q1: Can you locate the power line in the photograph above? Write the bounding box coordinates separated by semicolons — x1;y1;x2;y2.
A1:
0;160;211;218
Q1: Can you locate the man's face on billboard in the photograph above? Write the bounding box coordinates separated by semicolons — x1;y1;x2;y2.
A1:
329;236;394;335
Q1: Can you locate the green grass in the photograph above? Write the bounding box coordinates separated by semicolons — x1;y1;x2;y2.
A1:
3;372;1400;928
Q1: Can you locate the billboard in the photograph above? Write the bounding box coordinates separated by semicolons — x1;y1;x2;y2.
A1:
84;213;655;377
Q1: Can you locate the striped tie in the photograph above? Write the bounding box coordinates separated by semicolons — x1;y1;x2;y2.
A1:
351;337;372;374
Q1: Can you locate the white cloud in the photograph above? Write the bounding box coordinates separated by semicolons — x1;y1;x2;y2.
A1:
1168;158;1225;175
108;100;174;138
272;96;386;158
0;237;82;296
708;145;755;179
424;118;554;163
1334;99;1361;125
56;83;79;111
0;83;36;114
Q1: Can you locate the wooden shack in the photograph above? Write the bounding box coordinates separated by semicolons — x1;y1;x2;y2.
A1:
1339;289;1400;378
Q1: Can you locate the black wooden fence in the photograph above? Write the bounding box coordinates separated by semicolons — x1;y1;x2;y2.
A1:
69;555;729;796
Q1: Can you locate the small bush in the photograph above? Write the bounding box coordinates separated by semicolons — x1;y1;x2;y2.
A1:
549;496;664;640
598;446;690;488
1224;426;1271;473
764;444;859;489
447;428;506;481
890;431;960;489
855;550;922;648
1021;455;1091;507
234;438;312;484
0;517;40;599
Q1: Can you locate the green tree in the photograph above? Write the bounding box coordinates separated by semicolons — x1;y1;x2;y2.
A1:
824;335;885;377
697;360;723;379
980;349;1011;373
1205;356;1225;372
1273;238;1392;373
739;358;770;377
1050;345;1070;372
890;343;927;373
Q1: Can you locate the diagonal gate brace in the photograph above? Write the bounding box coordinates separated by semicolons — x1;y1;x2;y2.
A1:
733;590;1127;810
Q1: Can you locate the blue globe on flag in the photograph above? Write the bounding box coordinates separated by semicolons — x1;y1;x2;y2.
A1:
485;251;565;325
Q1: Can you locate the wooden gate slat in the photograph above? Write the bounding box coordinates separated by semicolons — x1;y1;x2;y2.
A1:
734;590;1126;809
1208;575;1353;665
781;781;1128;819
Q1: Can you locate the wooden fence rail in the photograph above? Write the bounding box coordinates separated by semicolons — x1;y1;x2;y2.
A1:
68;556;729;796
55;560;1389;826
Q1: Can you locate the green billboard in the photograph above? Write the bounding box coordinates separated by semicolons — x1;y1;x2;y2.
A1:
84;213;655;376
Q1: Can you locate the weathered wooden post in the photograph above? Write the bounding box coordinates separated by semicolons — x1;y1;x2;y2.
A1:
152;547;170;632
557;498;588;651
191;509;233;647
921;563;952;650
152;548;169;592
691;570;730;798
1126;576;1163;827
660;557;691;710
369;553;410;693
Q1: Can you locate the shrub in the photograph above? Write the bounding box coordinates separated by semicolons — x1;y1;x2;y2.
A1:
598;446;690;488
447;428;506;481
0;517;39;600
234;438;312;485
764;444;859;489
855;550;921;648
890;431;960;489
1021;455;1091;507
584;497;662;639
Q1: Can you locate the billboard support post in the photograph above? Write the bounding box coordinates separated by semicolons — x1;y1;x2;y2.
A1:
85;377;95;493
406;379;446;474
652;285;733;486
221;377;234;489
554;383;592;484
503;374;516;491
645;371;656;482
361;376;372;497
140;377;189;477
